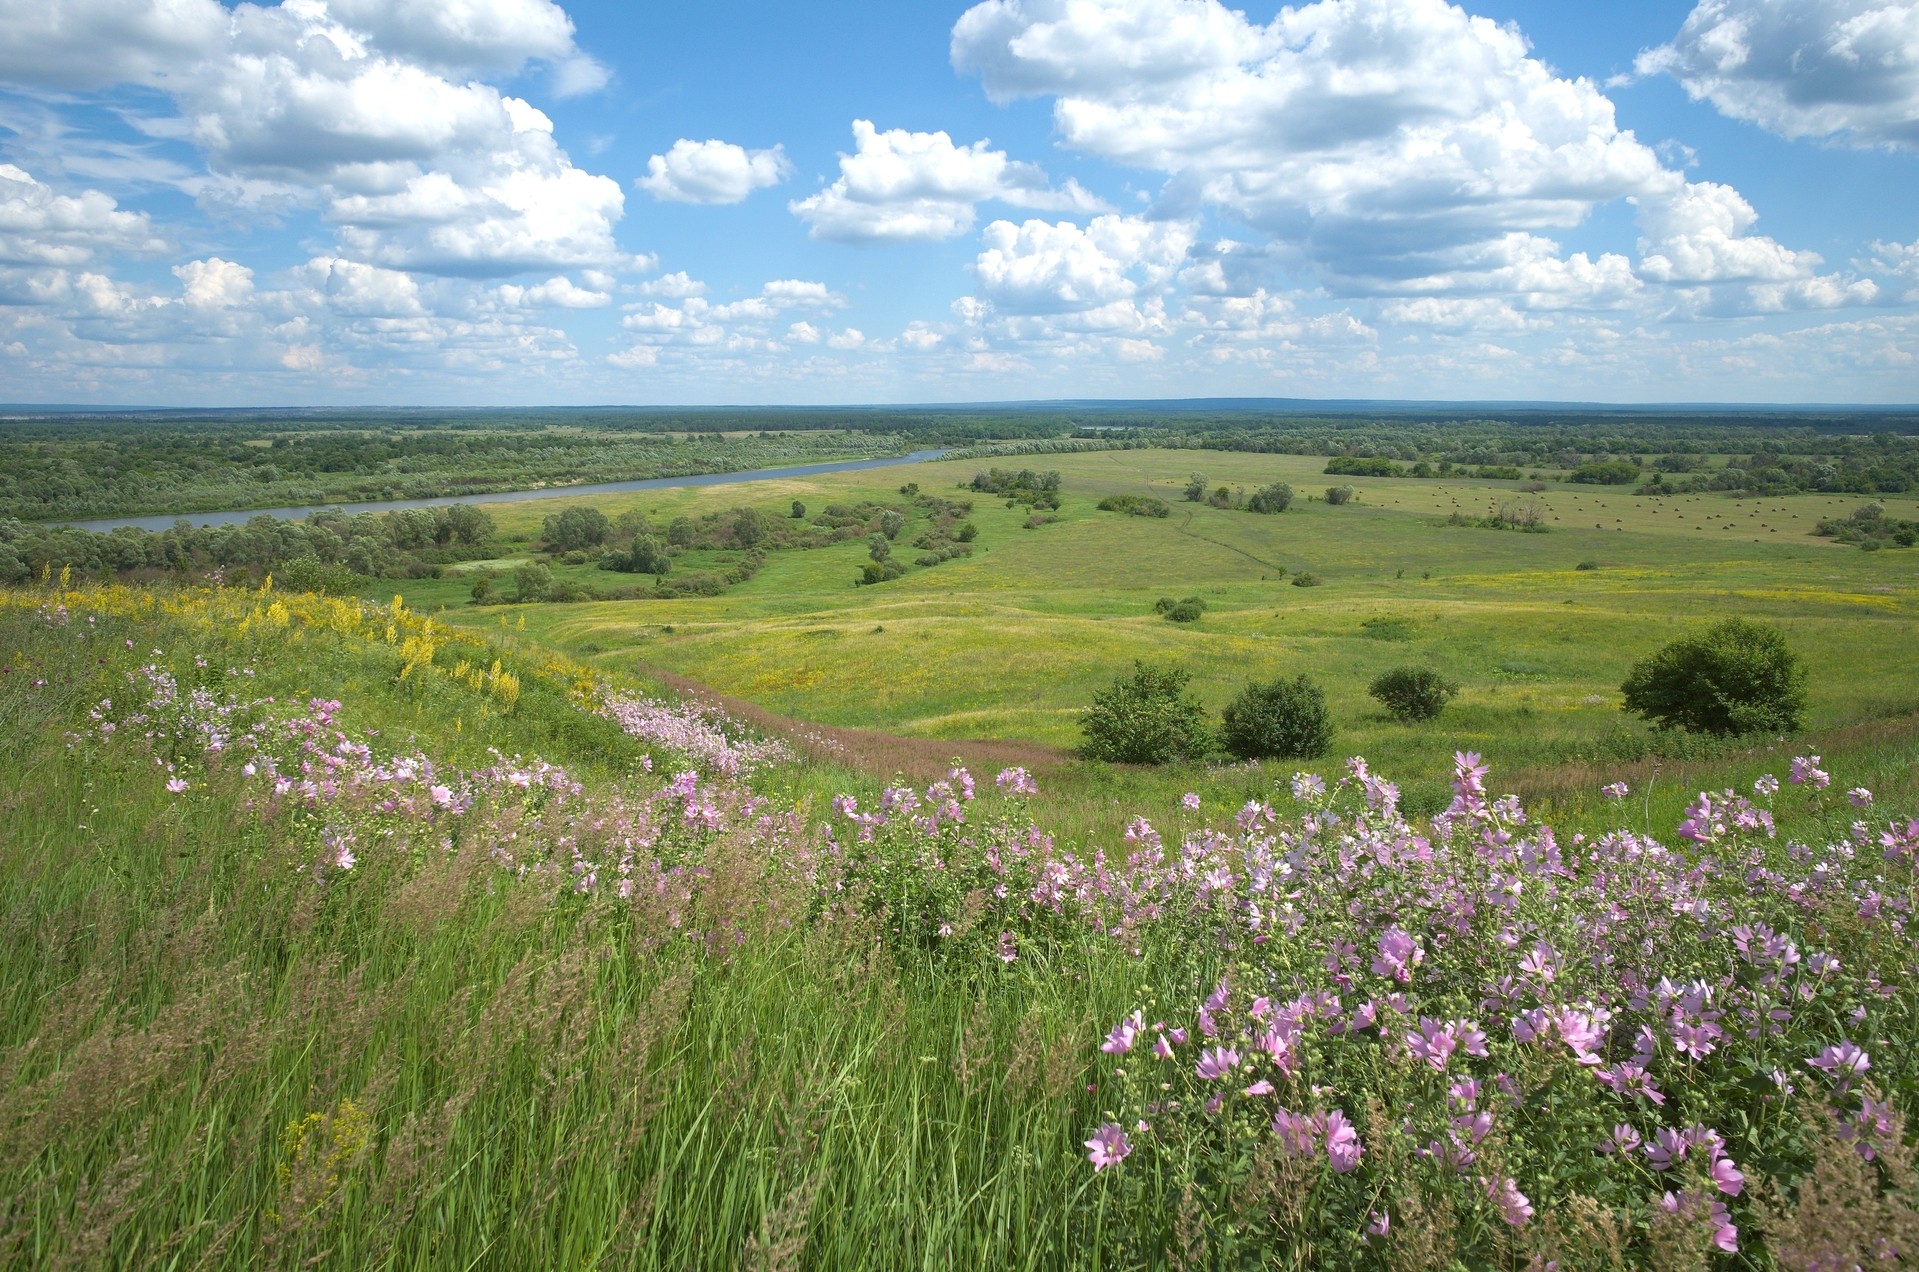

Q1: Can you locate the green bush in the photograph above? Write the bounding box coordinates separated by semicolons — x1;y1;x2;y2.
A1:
1219;675;1332;761
1246;483;1294;514
1368;666;1459;722
1568;461;1641;485
1081;662;1211;764
1291;572;1322;587
791;500;807;519
1165;599;1204;623
1324;485;1355;506
541;506;609;552
600;535;671;575
1620;618;1808;735
513;561;552;603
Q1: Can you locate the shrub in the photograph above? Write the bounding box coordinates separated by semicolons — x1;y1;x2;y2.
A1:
1183;474;1207;502
1097;494;1172;517
868;535;891;563
541;506;610;552
1081;662;1211;764
1324;485;1356;505
1575;559;1599;571
1165;599;1204;623
1620;618;1808;735
1246;483;1293;514
733;507;765;547
790;500;807;519
1368;666;1459;722
601;535;671;575
1291;572;1321;587
1219;675;1332;760
513;561;552;603
1568;461;1641;485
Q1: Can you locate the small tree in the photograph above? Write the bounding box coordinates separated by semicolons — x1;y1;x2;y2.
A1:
868;535;891;563
1369;666;1459;722
1220;676;1332;761
513;561;552;603
1620;618;1807;736
733;507;765;547
1183;474;1207;503
1082;662;1211;764
1247;483;1294;514
542;506;609;552
791;500;807;519
1325;485;1356;506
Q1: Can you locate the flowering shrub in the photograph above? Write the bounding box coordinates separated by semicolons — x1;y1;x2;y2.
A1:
1077;753;1917;1263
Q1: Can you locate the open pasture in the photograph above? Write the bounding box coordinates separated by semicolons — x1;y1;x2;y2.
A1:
422;449;1919;818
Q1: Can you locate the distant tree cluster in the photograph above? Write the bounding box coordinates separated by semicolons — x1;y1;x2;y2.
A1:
968;468;1061;510
0;503;496;589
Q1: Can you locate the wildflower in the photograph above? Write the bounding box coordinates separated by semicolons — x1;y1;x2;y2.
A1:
1366;1212;1390;1241
1242;1079;1275;1097
1084;1123;1131;1171
995;766;1038;797
1180;791;1201;811
1601;781;1630;800
165;777;189;794
1289;772;1326;801
429;784;453;807
995;931;1018;964
1754;773;1780;797
1407;1019;1459;1072
1603;1125;1642;1155
1846;787;1873;808
1323;1109;1363;1172
1806;1041;1869;1083
1195;1046;1240;1081
1101;1014;1140;1055
1372;928;1424;983
1484;1175;1533;1228
1789;755;1830;789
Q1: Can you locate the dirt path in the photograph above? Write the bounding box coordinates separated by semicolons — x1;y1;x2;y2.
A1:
633;661;1077;781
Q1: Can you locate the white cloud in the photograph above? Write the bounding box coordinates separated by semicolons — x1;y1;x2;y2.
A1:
790;119;1106;242
0;0;227;91
0;165;170;265
638;139;792;204
295;256;427;316
786;320;821;344
637;270;706;299
1638;0;1919;149
0;1;633;278
495;275;611;308
973;214;1195;314
952;0;1681;298
173;256;254;309
1635;181;1816;283
1865;239;1919;299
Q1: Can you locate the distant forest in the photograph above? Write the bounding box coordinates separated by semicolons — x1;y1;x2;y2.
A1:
2;404;1917;522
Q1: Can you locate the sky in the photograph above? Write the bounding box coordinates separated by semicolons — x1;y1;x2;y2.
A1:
0;0;1916;407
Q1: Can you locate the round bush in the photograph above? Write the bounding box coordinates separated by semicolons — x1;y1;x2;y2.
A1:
1082;662;1211;764
1368;666;1459;722
1620;618;1807;736
1165;599;1204;623
1219;675;1332;761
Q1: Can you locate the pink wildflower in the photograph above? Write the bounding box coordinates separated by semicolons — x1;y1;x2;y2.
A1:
1195;1046;1240;1081
1101;1014;1140;1055
1085;1123;1131;1171
1324;1109;1363;1173
1484;1175;1533;1228
165;777;189;793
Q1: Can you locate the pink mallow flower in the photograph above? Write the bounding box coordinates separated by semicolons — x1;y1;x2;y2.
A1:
1323;1109;1364;1173
1085;1123;1131;1171
1789;755;1830;789
1483;1176;1533;1228
1101;1014;1140;1055
1195;1046;1240;1081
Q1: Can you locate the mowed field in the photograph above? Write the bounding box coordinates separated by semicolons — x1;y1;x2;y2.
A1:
426;448;1919;812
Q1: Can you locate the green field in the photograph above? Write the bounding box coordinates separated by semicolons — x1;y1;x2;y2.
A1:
404;448;1919;821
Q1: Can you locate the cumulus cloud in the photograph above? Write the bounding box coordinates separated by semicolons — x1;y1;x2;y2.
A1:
173;256;254;309
637;270;707;299
973;214;1194;315
952;0;1687;299
790;119;1106;242
494;275;611;307
0;1;631;278
638;140;792;204
1638;0;1919;149
0;165;170;265
0;0;227;91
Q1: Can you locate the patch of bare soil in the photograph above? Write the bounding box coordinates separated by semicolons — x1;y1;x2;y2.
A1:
633;662;1076;782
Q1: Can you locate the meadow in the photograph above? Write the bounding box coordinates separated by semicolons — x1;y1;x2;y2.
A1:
1;577;1913;1268
407;448;1919;832
5;435;1919;1269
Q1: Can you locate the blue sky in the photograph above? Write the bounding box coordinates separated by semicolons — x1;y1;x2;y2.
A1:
0;0;1916;405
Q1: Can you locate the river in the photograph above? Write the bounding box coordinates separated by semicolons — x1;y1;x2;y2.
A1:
58;449;953;533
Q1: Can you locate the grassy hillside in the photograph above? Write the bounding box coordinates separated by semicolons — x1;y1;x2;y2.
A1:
396;448;1919;829
2;578;1917;1268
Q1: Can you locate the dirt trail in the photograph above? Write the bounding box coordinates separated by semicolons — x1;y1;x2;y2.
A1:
633;661;1076;781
